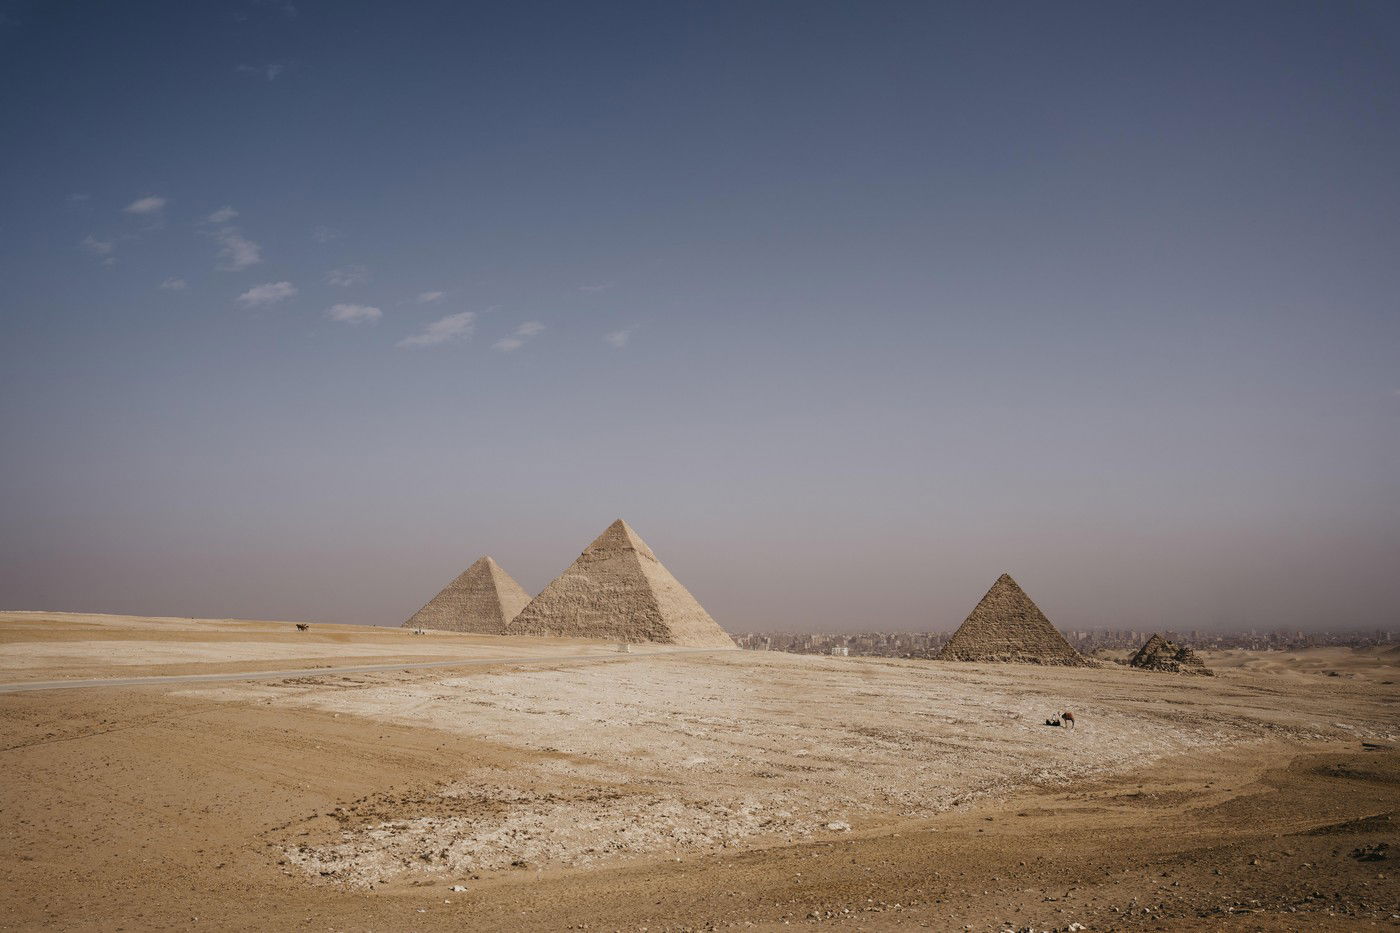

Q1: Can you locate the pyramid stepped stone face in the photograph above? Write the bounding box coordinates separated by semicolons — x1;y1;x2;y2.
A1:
503;520;735;649
402;556;532;634
938;573;1090;666
1130;633;1213;675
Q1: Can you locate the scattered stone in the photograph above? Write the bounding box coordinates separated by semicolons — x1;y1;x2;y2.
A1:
1352;844;1389;862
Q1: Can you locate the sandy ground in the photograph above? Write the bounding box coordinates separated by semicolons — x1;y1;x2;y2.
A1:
1;612;1396;931
0;611;639;681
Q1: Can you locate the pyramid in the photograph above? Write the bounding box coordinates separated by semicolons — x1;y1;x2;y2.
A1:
503;519;735;648
1129;633;1213;675
938;573;1089;666
401;556;531;634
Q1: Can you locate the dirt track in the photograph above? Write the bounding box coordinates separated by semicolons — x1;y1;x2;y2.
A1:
0;612;1396;931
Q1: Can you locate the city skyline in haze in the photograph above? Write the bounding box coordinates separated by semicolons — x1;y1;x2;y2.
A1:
2;1;1398;633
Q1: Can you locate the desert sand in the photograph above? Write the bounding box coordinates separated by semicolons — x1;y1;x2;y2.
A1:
1;611;1396;931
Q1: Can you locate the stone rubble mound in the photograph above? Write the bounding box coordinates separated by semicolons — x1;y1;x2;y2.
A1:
1129;633;1214;675
401;556;532;634
504;519;735;648
938;573;1090;666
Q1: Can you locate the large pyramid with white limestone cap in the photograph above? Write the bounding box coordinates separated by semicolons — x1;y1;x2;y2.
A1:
503;520;735;648
938;573;1089;666
402;556;531;634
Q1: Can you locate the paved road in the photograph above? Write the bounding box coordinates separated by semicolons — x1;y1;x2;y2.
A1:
0;649;717;694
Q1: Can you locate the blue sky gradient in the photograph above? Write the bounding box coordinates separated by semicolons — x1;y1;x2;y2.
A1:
2;1;1397;631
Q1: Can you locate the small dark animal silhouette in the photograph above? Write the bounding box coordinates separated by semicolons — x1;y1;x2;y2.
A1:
295;623;310;632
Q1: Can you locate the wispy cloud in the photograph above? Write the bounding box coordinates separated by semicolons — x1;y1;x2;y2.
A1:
605;327;634;348
160;277;188;291
325;265;370;287
214;228;261;270
398;311;475;348
236;62;285;81
205;206;238;224
66;193;90;206
311;225;343;243
578;283;611;293
80;235;114;257
325;303;382;325
238;281;297;307
494;320;546;352
124;195;168;215
417;290;445;303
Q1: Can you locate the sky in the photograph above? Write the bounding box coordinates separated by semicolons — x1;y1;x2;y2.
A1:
1;1;1398;634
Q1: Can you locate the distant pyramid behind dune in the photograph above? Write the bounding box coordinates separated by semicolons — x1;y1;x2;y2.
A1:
938;573;1089;666
503;519;736;648
402;556;531;633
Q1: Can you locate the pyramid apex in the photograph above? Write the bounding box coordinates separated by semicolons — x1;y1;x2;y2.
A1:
583;519;655;560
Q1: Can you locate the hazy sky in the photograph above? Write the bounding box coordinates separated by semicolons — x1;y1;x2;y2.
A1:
2;1;1397;633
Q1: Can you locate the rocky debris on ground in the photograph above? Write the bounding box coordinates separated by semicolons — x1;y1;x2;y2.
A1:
1351;843;1388;861
1129;634;1214;675
283;782;842;888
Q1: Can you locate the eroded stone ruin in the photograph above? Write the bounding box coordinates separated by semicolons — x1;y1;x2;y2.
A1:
1129;633;1213;675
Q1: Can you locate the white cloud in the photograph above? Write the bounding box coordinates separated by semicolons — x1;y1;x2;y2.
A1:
311;225;343;243
398;311;475;348
325;303;382;325
80;235;114;256
124;195;168;215
325;265;370;287
66;193;90;206
205;206;238;224
605;327;634;348
578;283;611;292
417;290;445;303
215;229;261;270
160;277;187;291
238;281;297;306
492;321;545;352
236;62;284;81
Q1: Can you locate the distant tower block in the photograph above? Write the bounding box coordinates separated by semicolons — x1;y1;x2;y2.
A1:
504;519;736;649
938;573;1089;666
401;556;531;634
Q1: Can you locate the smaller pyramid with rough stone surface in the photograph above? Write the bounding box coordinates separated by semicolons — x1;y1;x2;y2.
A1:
938;573;1089;666
503;520;735;648
1129;633;1213;675
402;556;531;634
